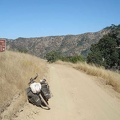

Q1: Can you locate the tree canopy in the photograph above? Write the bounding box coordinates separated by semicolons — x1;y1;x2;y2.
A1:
87;24;120;69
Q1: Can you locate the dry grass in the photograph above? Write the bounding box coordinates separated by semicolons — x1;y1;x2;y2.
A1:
0;51;47;115
56;60;120;93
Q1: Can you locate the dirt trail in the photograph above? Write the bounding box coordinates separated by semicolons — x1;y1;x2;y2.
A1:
2;64;120;120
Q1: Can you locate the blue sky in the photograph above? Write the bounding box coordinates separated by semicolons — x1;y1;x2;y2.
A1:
0;0;120;39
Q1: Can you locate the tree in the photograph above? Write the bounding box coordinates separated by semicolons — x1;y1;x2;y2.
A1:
98;35;119;68
87;44;105;66
45;51;60;63
87;31;120;69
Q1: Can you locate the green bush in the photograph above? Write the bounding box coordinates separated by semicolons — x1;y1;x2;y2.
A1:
61;55;85;63
45;51;60;63
45;51;85;63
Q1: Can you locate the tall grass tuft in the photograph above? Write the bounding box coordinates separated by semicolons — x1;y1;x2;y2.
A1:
74;62;120;93
0;51;47;114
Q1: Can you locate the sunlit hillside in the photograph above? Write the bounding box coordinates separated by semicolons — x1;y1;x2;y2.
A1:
0;51;47;114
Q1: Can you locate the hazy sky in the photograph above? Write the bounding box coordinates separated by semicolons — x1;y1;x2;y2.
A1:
0;0;120;39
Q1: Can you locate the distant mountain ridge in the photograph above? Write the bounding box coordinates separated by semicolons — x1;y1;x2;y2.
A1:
6;27;110;58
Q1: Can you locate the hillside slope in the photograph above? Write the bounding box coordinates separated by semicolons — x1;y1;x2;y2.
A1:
0;51;47;118
6;28;110;58
3;64;120;120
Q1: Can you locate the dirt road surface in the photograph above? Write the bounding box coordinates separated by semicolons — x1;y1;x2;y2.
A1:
2;64;120;120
